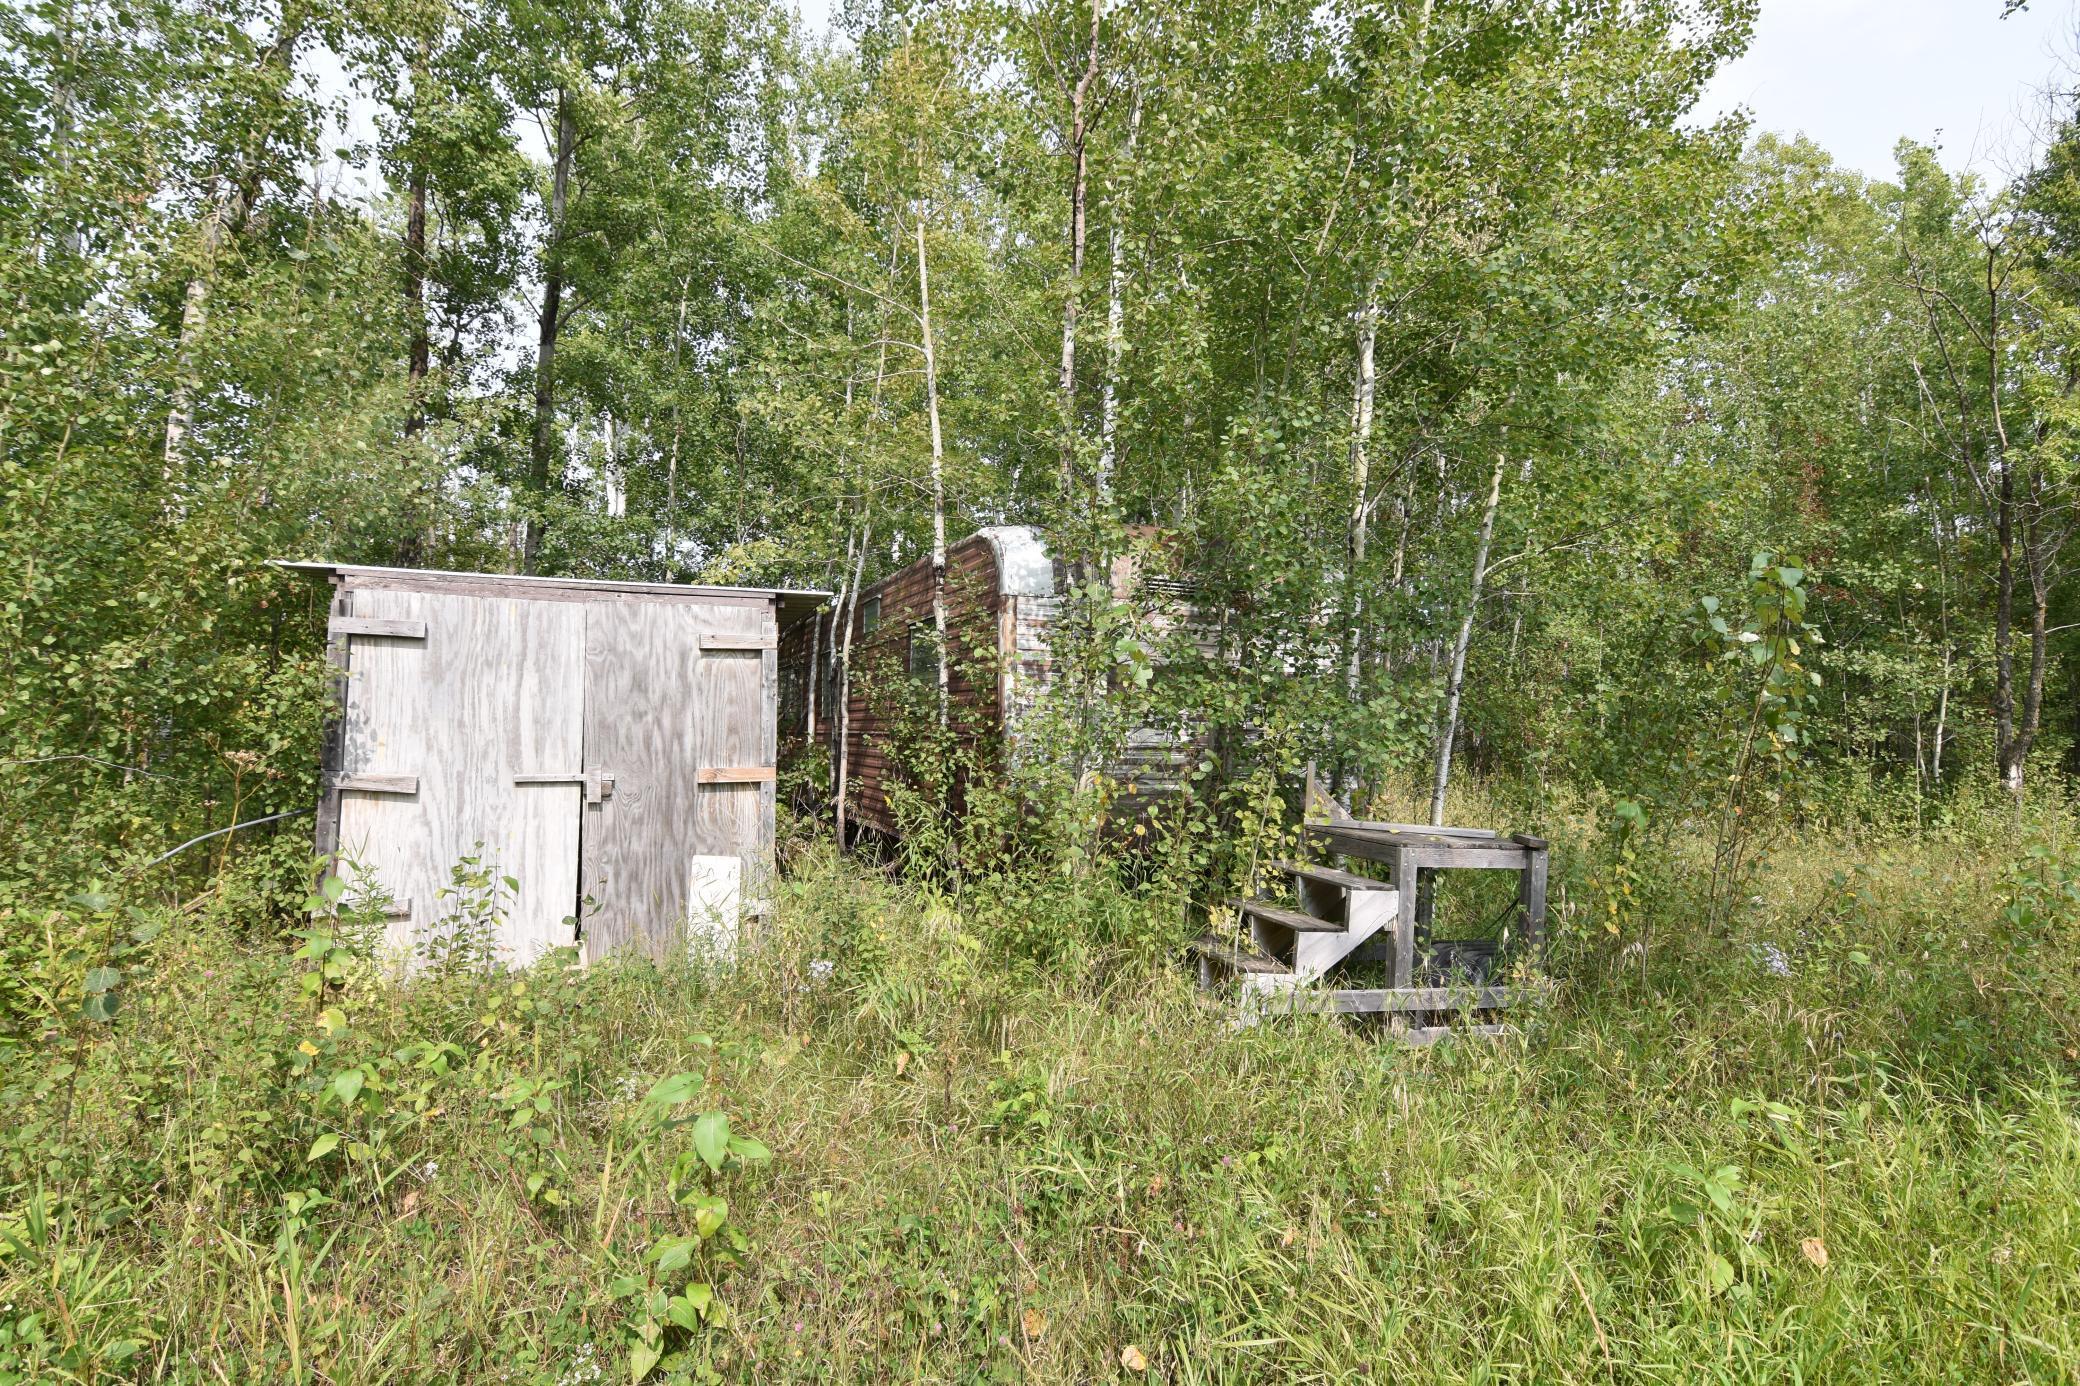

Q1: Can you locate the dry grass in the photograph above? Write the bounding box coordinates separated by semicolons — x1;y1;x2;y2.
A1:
3;805;2079;1382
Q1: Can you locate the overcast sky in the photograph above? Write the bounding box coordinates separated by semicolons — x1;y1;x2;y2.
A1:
1694;0;2078;183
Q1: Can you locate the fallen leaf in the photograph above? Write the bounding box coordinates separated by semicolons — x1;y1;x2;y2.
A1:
1147;1174;1165;1196
894;1051;910;1077
1021;1308;1047;1341
1800;1237;1829;1269
398;1188;421;1217
1120;1344;1148;1371
1279;1228;1299;1248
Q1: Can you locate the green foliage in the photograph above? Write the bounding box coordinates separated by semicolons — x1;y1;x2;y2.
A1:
12;0;2080;1377
9;813;2080;1378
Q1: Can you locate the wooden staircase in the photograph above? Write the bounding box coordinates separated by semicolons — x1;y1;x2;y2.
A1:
1190;823;1548;1041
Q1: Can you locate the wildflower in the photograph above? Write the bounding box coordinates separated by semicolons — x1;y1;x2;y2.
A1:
555;1341;601;1386
809;958;835;983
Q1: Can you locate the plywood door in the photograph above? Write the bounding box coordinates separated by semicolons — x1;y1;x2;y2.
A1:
333;589;586;965
581;599;775;961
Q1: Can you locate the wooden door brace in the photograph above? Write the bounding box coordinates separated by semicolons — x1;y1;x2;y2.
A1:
515;770;616;804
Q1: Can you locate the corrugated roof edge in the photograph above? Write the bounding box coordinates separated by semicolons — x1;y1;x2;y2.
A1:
270;560;830;627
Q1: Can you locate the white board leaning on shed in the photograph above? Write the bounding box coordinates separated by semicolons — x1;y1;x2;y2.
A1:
277;562;825;969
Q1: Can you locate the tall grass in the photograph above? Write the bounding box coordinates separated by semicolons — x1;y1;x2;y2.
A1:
2;796;2077;1382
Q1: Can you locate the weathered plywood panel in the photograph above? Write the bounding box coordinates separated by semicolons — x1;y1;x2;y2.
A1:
333;589;585;966
690;601;775;886
329;616;428;639
581;600;707;960
581;599;776;961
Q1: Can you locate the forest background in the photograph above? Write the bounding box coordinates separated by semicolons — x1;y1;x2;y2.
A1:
8;0;2080;1379
11;0;2080;879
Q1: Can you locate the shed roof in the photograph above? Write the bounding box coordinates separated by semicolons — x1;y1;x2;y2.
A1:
271;560;829;627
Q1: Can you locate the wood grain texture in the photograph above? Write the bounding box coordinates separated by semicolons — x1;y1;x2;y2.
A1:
580;599;777;960
1187;933;1288;974
324;773;419;794
1273;860;1393;893
1517;843;1549;965
313;583;353;864
697;766;776;784
1402;844;1530;870
581;599;708;961
780;533;1006;833
1349;821;1498;839
1390;846;1416;989
759;613;778;910
330;616;428;639
1232;898;1344;932
1254;985;1523;1015
342;572;775;608
1307;824;1528;870
692;603;776;898
334;588;586;967
277;560;818;611
774;529;1205;837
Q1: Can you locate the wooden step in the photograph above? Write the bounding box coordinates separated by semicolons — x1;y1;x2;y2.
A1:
1392;1023;1511;1047
1231;898;1344;933
1275;984;1525;1014
1271;861;1395;893
1188;933;1291;975
1342;821;1498;839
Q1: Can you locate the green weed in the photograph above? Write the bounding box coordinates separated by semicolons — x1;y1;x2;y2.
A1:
0;806;2077;1381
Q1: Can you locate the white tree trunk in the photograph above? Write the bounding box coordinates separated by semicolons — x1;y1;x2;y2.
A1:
1345;275;1381;702
163;208;228;480
1430;453;1505;826
162;18;303;482
835;522;871;841
1056;0;1103;496
524;90;577;573
917;210;950;726
1097;91;1140;507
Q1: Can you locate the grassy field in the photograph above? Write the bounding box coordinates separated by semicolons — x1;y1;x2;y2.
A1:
4;790;2079;1383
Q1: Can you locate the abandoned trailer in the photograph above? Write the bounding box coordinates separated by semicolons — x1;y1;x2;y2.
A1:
279;562;824;965
777;527;1549;1036
778;525;1060;836
777;524;1194;836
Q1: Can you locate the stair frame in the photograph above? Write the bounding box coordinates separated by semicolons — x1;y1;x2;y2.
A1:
1194;823;1550;1038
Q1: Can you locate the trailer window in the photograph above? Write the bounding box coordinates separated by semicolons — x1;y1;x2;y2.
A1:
908;623;940;680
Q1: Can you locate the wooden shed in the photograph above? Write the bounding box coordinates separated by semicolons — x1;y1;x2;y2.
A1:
280;563;823;965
